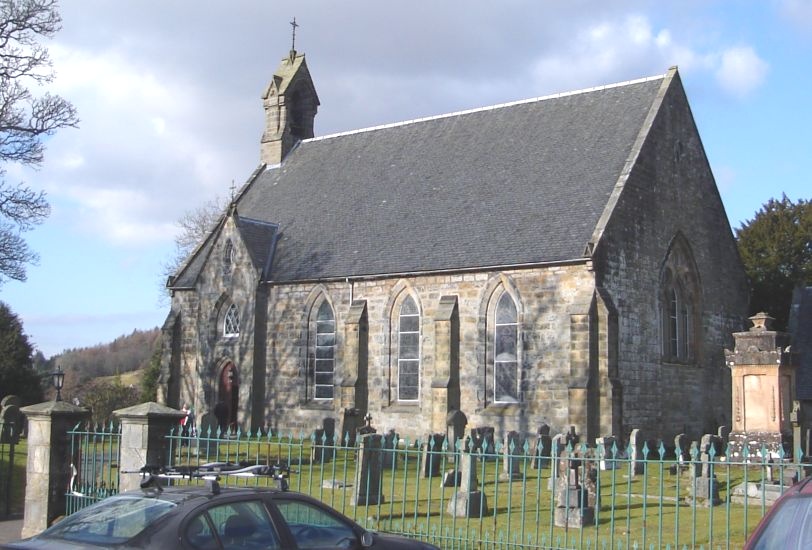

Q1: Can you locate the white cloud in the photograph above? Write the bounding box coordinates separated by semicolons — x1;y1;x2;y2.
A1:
715;47;770;98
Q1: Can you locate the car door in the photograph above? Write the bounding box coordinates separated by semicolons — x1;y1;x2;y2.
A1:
181;498;284;550
268;496;363;549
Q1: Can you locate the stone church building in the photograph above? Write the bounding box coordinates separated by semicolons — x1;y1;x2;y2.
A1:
159;49;748;443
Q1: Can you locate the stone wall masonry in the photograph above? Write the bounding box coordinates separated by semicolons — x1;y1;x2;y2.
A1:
262;266;595;439
592;74;747;441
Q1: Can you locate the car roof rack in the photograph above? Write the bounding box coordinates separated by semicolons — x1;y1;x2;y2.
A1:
129;461;293;494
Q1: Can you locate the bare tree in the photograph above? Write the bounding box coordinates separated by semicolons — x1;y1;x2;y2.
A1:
0;0;78;284
160;195;227;301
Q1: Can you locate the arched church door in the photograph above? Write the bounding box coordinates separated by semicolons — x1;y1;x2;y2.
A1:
218;363;239;434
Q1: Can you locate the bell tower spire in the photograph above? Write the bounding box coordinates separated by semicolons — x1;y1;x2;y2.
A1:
260;19;319;166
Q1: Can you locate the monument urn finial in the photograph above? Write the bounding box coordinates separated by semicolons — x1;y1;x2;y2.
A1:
749;312;774;332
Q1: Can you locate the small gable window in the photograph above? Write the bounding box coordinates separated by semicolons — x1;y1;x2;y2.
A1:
397;296;420;402
313;300;335;400
493;292;519;403
224;303;240;337
223;240;234;275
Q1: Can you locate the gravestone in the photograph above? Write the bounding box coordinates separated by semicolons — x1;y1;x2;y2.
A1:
532;424;552;469
0;395;20;408
686;434;722;506
470;426;496;458
628;428;647;476
596;435;619;470
311;417;337;464
381;429;399;470
351;433;385;505
0;403;21;444
447;448;487;517
553;445;595;527
340;408;363;447
548;433;567;490
421;433;445;478
446;410;468;458
499;431;524;481
357;413;376;437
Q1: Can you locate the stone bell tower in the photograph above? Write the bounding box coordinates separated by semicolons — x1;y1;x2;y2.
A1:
260;46;319;165
725;312;799;459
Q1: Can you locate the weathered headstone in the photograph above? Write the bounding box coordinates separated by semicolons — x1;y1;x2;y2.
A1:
311;417;337;464
421;433;445;478
686;434;722;506
381;428;399;470
554;446;595;527
596;435;619;470
357;412;376;437
548;433;567;490
499;431;524;481
446;410;468;458
447;449;487;517
340;407;363;447
629;428;646;475
532;424;552;469
0;403;21;444
351;433;385;506
470;426;496;458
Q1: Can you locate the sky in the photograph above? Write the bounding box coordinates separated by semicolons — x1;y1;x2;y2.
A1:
1;0;810;358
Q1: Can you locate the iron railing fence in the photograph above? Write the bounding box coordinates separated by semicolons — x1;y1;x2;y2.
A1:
65;422;121;515
67;423;809;549
0;421;20;518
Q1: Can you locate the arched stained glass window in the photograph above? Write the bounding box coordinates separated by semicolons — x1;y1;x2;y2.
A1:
314;300;335;399
398;296;420;401
493;292;519;403
224;303;240;337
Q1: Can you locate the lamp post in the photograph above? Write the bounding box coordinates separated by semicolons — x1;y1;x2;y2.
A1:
52;366;65;402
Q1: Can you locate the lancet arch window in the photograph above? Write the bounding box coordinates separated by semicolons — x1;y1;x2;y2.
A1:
223;239;234;275
660;236;700;363
397;296;420;402
312;300;336;400
493;291;520;403
223;303;240;337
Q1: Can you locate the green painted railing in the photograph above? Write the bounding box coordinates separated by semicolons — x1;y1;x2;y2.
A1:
65;422;121;515
67;423;808;549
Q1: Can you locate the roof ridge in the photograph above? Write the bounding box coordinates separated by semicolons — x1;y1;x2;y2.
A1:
303;72;668;144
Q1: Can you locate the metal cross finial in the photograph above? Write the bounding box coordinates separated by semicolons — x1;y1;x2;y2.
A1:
290;17;299;53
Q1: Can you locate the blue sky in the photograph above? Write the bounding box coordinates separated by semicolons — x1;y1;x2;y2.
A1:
1;0;810;357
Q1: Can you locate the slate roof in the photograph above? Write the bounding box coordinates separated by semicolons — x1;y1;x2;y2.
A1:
170;213;278;289
176;71;673;286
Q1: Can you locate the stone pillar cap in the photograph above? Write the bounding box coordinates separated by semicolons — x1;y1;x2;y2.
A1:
113;401;186;420
21;400;89;418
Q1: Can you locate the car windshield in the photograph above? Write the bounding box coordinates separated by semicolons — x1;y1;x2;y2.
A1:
42;495;177;545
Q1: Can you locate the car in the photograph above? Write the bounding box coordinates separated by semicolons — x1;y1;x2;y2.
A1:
2;465;439;550
743;476;812;549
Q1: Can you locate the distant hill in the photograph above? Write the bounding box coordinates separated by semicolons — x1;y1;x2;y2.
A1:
48;328;161;395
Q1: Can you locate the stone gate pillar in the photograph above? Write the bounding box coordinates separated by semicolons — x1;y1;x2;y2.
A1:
114;402;186;492
20;401;90;538
726;312;799;459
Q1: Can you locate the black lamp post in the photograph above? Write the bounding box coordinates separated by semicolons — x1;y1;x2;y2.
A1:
52;366;65;402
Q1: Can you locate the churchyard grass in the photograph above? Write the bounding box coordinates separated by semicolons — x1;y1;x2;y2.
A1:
160;431;776;548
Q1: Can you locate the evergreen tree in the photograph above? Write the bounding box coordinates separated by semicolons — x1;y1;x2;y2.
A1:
0;301;43;403
736;195;812;330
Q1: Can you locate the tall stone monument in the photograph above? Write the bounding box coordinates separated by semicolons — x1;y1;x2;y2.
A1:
725;312;799;459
